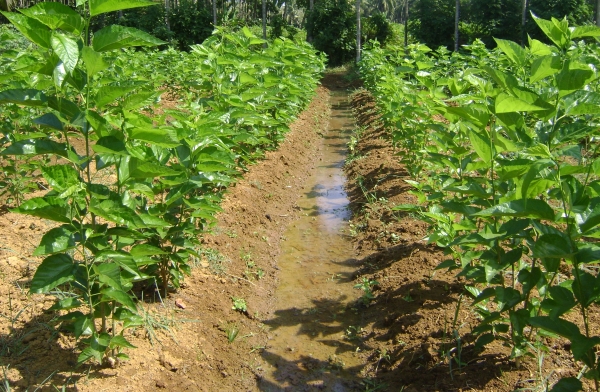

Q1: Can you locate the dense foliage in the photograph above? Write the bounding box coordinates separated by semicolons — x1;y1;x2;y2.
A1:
88;1;213;51
410;0;595;49
306;0;357;65
360;16;600;390
0;0;324;366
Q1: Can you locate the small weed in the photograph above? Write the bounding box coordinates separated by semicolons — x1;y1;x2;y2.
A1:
327;355;345;370
225;230;238;238
231;297;247;313
224;323;240;343
402;294;414;302
375;348;391;373
345;325;365;342
243;256;265;281
354;277;379;305
0;291;31;358
196;248;228;275
361;377;388;392
249;345;265;353
138;304;178;345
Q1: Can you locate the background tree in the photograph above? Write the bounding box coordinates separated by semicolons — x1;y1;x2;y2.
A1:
465;0;521;46
409;0;455;49
306;0;356;65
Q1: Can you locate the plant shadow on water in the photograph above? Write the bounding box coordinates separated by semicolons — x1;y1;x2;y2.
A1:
258;246;508;390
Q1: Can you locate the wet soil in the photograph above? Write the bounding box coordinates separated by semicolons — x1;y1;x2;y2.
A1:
0;72;597;391
258;91;362;391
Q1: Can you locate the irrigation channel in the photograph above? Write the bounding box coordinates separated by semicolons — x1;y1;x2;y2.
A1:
259;90;364;391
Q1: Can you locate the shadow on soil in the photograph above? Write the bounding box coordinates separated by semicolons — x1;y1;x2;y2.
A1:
258;247;505;390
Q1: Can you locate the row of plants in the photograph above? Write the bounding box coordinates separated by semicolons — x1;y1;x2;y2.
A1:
0;0;325;367
359;15;600;391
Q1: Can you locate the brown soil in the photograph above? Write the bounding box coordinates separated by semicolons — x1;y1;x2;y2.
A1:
0;72;596;392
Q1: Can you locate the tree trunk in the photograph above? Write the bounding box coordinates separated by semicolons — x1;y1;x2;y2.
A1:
307;0;314;42
356;0;361;62
596;0;600;27
165;0;171;31
213;0;217;25
521;0;527;47
404;0;408;48
454;0;459;52
262;0;267;45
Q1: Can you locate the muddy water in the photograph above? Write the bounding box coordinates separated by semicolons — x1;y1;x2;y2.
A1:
259;92;363;391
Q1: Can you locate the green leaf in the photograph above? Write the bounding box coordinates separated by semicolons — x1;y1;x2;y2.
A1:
528;37;553;56
48;96;80;120
572;270;600;307
92;25;165;52
89;0;158;16
495;92;548;113
130;244;167;257
494;38;527;67
33;113;64;131
468;129;492;163
128;157;181;178
520;159;554;200
20;2;85;35
570;334;600;363
550;377;582;392
41;164;80;193
563;90;600;116
529;316;580;339
30;254;76;293
495;287;522;311
89;199;146;228
523;144;552;159
556;61;595;95
49;297;82;311
0;88;47;106
129;127;180;147
122;91;158;110
575;244;600;264
1;12;51;48
475;199;555;221
517;267;542;297
94;82;145;109
532;14;568;49
570;25;600;39
73;314;95;339
95;263;122;291
81;47;108;77
541;286;576;319
12;197;72;223
78;332;109;364
109;334;136;349
100;287;136;311
444;105;490;128
532;234;574;259
33;226;76;256
1;139;70;159
93;136;127;156
530;55;561;83
50;32;79;74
